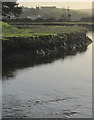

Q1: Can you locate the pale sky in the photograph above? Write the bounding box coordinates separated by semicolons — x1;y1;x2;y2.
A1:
18;0;93;2
18;1;93;10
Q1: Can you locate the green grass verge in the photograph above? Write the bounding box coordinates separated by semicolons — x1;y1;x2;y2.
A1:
2;22;87;39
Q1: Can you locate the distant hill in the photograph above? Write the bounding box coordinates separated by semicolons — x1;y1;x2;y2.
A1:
20;7;91;20
78;9;92;15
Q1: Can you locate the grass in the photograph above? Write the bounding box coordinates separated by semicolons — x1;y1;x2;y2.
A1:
7;20;93;26
2;22;87;38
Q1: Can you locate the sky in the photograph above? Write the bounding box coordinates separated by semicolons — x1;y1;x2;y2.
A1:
17;1;93;10
18;0;93;2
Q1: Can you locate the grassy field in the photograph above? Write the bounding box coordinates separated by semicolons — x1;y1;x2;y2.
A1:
5;21;93;25
2;22;87;38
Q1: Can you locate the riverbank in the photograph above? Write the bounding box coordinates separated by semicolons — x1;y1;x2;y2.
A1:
2;22;92;60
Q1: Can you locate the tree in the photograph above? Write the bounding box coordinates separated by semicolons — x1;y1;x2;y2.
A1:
67;7;71;20
2;2;22;18
61;7;66;19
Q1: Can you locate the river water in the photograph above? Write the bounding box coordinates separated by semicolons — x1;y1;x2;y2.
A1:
2;32;93;118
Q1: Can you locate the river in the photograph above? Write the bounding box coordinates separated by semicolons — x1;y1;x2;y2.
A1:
2;31;93;118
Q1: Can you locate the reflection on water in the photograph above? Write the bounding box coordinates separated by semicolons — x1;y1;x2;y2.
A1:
2;32;92;118
3;47;87;80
